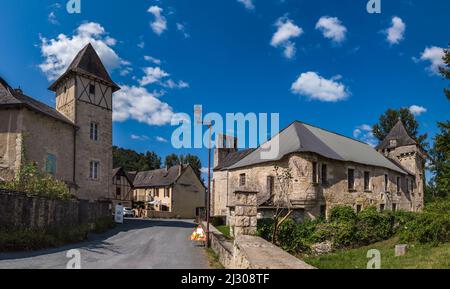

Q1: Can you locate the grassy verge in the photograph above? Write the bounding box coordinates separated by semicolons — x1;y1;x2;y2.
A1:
302;237;450;269
216;225;232;239
0;217;116;252
204;248;225;269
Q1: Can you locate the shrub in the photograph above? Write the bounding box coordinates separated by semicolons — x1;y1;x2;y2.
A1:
257;218;274;241
312;221;357;249
356;207;393;245
0;162;73;200
330;205;357;223
400;212;450;245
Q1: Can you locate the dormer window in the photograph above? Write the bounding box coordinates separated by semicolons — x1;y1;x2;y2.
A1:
389;139;397;147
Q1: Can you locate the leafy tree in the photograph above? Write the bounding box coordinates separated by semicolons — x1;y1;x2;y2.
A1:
372;108;428;150
439;43;450;100
165;154;203;179
113;146;161;172
164;154;180;168
428;121;450;199
180;154;203;178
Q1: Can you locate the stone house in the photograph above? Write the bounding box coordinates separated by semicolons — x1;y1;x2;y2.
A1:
112;167;134;208
212;120;425;222
133;165;206;218
0;43;118;201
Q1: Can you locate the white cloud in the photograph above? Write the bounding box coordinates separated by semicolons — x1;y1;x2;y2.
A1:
271;17;303;59
409;105;427;116
144;55;162;65
131;134;150;141
156;136;168;143
176;23;190;38
386;16;406;45
315;16;347;43
163;79;190;89
139;67;170;86
353;124;377;147
237;0;255;10
39;22;127;81
291;72;350;102
113;85;175;126
418;46;445;75
148;6;167;35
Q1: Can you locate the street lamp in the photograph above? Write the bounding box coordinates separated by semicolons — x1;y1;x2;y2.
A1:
195;105;212;247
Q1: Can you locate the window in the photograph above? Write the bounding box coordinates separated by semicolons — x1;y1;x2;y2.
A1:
154;188;159;198
348;169;355;190
384;174;389;192
164;187;170;198
364;171;371;191
89;84;95;95
406;178;410;194
63;86;67;93
321;164;328;185
267;176;275;195
392;203;397;212
90;122;98;141
90;161;99;180
396;176;401;194
380;204;385;212
389;139;397;147
45;154;56;176
239;174;246;187
312;162;318;184
116;187;121;197
410;179;414;194
356;204;362;214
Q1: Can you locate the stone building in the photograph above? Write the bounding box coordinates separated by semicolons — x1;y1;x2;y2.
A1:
212;120;425;222
133;165;206;218
0;43;119;201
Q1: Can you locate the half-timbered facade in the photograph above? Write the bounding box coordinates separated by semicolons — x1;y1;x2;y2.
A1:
112;168;134;208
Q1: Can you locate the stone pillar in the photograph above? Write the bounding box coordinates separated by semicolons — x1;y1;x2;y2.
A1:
232;191;258;237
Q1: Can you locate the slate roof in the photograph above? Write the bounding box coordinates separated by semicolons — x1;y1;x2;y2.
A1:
0;77;75;126
214;148;255;171
376;120;417;150
49;43;120;92
226;121;408;174
133;165;185;188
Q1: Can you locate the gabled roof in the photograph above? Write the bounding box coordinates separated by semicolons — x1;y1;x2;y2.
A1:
214;148;255;171
227;121;408;174
133;165;185;188
112;167;133;186
0;77;75;126
376;120;417;150
49;43;120;92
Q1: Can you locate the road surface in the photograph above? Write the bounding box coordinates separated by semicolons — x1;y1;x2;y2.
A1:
0;219;209;269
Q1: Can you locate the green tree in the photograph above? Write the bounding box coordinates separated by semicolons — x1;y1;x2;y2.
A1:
164;154;180;168
180;154;203;178
165;154;203;179
372;108;428;150
428;121;450;199
439;43;450;100
113;146;161;172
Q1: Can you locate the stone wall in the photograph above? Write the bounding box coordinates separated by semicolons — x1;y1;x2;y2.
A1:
229;191;258;237
207;223;315;269
0;190;111;231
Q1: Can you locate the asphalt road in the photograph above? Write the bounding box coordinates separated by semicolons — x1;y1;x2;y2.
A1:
0;219;210;269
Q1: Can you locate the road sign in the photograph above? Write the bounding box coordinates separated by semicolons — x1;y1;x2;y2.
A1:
115;204;124;224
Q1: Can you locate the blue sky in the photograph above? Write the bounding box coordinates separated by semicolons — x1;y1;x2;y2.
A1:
0;0;449;175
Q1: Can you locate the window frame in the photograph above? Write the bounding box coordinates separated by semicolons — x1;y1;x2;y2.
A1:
45;153;57;176
90;161;100;180
348;168;355;191
396;176;401;194
321;164;328;185
267;176;275;196
384;174;389;192
89;83;96;95
364;171;371;192
239;173;246;187
90;122;99;141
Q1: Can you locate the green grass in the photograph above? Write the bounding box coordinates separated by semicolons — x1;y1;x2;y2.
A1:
204;248;225;269
302;238;450;269
216;225;231;239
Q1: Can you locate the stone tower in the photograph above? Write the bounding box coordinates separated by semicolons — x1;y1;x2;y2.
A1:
49;43;120;201
377;120;425;211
